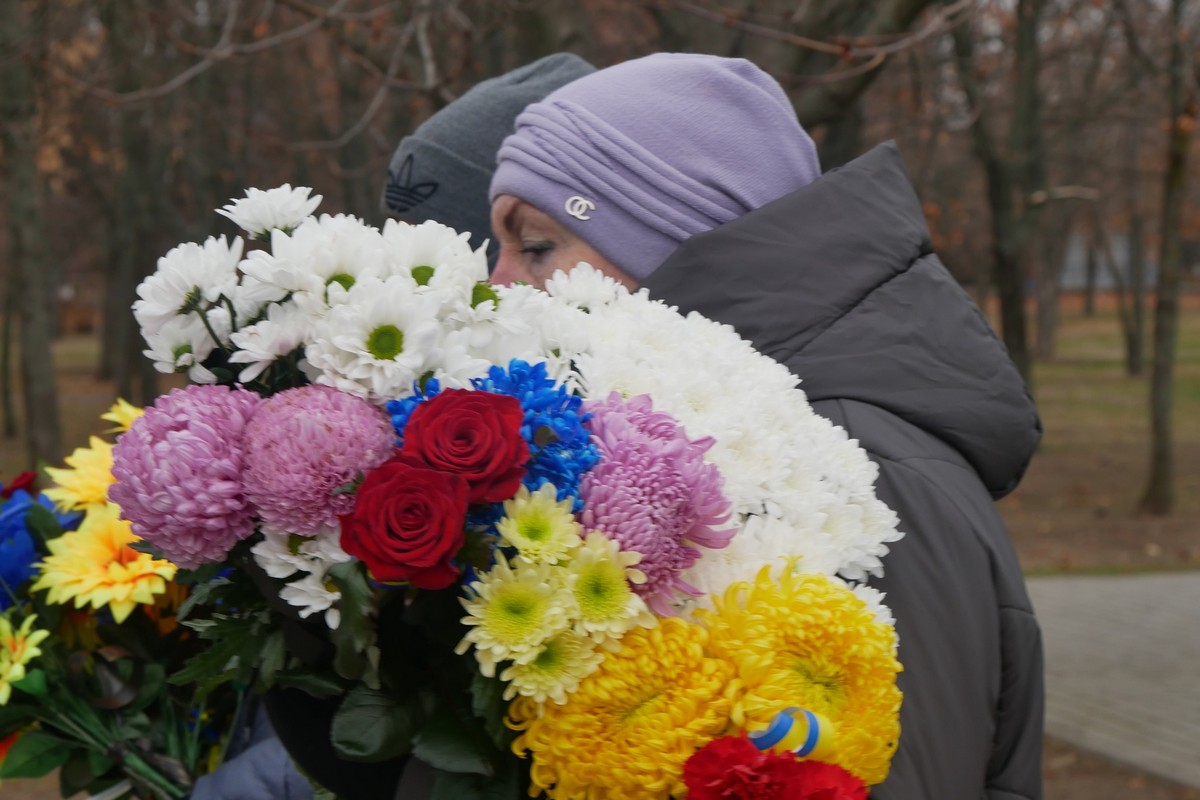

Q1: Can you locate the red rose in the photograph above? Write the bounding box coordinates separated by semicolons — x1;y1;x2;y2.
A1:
340;457;469;590
1;471;36;499
401;389;529;504
684;736;866;800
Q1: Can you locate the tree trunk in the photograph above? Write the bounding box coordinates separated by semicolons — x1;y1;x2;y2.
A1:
1083;246;1097;316
0;0;61;466
1034;209;1071;362
1126;127;1147;377
1140;0;1196;516
1;279;15;438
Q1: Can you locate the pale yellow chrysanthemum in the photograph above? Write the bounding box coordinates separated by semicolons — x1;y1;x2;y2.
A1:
0;614;50;706
42;436;115;512
456;559;572;677
496;484;582;565
101;398;144;433
700;567;902;786
567;532;653;645
508;618;736;799
31;503;177;624
500;630;604;705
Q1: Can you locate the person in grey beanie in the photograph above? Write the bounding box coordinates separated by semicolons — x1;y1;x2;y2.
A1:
382;52;595;267
490;52;1044;800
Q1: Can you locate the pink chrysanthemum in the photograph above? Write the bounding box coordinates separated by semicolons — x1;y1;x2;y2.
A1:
580;393;734;615
243;385;395;535
110;384;264;569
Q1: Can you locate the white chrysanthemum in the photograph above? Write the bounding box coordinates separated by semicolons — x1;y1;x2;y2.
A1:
500;630;604;704
842;579;896;630
279;570;342;629
543;262;624;309
566;532;654;645
251;523;352;578
566;280;904;585
228;300;313;382
142;314;221;384
134;236;244;337
497;483;583;565
303;276;442;402
456;559;573;678
217;184;322;238
240;214;389;307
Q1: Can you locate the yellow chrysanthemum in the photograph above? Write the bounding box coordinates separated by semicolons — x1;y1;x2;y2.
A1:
0;614;50;706
700;567;902;786
500;630;604;705
566;532;653;645
497;484;582;565
456;559;572;677
509;618;736;799
42;436;115;512
101;398;144;433
31;502;177;624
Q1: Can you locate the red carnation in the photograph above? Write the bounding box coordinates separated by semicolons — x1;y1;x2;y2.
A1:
401;389;529;504
684;735;867;800
339;457;469;590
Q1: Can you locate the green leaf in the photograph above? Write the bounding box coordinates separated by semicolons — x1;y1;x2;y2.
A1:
271;670;347;698
328;562;378;685
469;672;518;751
330;686;421;762
412;699;498;777
428;750;521;800
258;629;287;689
23;502;64;549
175;576;232;622
0;731;73;779
12;668;47;697
59;747;97;797
168;613;266;693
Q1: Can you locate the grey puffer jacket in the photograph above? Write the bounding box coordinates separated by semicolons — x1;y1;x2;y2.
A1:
642;143;1044;800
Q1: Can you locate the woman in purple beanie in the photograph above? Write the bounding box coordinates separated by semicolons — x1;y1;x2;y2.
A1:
489;52;1045;800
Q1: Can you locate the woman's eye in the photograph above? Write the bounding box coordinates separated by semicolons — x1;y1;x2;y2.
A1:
519;240;554;257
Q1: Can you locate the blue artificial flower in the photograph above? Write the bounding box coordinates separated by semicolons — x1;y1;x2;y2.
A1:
0;489;79;610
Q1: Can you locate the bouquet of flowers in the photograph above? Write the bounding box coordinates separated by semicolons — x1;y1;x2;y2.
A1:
112;185;906;799
0;405;242;799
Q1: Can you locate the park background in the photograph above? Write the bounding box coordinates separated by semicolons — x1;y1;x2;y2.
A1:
1;1;1198;798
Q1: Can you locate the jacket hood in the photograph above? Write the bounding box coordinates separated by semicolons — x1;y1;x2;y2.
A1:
642;142;1040;498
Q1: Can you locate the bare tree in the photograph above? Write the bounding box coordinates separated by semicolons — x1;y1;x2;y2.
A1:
0;0;61;465
1141;0;1199;515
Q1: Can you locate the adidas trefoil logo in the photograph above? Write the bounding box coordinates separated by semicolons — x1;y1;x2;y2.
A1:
384;154;439;214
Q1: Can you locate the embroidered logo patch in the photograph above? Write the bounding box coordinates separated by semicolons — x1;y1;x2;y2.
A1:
564;195;596;221
384;154;439;214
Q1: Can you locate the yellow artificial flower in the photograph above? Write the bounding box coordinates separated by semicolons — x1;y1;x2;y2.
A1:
496;484;582;565
700;567;902;786
100;397;144;433
508;618;736;799
31;503;177;624
0;614;50;706
566;532;653;645
42;436;115;512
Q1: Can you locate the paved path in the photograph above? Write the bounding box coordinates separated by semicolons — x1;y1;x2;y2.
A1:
1028;572;1200;789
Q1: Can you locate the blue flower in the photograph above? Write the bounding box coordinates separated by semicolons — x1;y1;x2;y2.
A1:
472;360;600;512
386;377;443;444
0;489;79;609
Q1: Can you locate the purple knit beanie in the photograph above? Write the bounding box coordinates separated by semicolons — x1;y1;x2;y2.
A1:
489;52;821;280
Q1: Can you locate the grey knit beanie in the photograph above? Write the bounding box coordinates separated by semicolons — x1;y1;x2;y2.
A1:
381;53;596;264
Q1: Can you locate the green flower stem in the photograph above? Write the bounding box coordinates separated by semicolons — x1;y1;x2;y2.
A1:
196;307;225;348
121;749;189;800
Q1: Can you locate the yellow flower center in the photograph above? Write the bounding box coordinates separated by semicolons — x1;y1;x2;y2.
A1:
485;584;549;646
575;561;629;621
519;515;550;543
